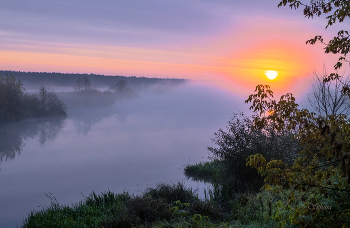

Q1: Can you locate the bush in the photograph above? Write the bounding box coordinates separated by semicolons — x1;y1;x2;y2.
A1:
0;75;66;122
144;182;198;204
0;75;25;121
37;86;66;117
184;160;223;182
208;112;301;193
127;196;172;224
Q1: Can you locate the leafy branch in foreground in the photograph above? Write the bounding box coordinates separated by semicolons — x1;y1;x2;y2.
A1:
245;84;350;227
278;0;350;98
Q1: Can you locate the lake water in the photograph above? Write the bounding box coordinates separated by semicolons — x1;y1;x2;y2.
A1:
0;82;248;227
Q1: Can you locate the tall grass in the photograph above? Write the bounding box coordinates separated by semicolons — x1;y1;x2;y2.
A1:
23;191;131;228
184;159;223;183
22;182;231;228
22;181;292;228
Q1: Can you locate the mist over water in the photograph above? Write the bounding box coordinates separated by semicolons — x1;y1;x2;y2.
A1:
0;81;249;227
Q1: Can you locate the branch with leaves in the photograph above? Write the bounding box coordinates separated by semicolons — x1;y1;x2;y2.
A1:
245;85;350;227
278;0;350;99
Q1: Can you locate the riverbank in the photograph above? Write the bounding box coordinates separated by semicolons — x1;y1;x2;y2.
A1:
22;164;281;228
22;182;229;228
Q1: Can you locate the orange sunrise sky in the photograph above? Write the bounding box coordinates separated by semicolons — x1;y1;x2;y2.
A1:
0;0;347;97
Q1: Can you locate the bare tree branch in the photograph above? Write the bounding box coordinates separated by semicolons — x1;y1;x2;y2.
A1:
308;66;350;118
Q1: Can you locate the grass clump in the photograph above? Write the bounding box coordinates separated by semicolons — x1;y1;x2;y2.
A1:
184;160;223;183
144;182;198;203
22;191;131;228
22;182;229;228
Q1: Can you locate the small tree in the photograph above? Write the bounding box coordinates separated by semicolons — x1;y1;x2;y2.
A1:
0;75;25;121
38;86;66;116
74;77;83;92
117;79;127;92
74;76;92;92
38;86;48;112
46;91;66;114
82;76;91;91
245;84;350;227
208;113;301;193
110;79;128;93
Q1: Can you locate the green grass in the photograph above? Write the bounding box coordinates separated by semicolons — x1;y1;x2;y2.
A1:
23;174;293;228
23;191;132;228
22;182;232;228
183;160;292;228
184;160;224;183
22;181;286;228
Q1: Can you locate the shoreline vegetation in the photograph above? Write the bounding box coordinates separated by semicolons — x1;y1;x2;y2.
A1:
0;71;187;123
0;74;143;123
22;181;281;228
0;70;187;91
18;86;350;227
21;112;302;228
7;70;348;227
0;74;67;123
184;160;223;184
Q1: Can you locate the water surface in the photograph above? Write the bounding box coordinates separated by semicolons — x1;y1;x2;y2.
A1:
0;82;247;227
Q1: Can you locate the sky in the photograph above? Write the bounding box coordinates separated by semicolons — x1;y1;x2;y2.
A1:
0;0;349;96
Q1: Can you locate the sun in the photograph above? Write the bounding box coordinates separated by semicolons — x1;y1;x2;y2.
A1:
265;70;278;80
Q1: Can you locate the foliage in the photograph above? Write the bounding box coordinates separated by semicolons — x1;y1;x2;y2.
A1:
37;86;66;116
143;182;199;205
207;112;301;194
0;75;66;122
0;74;25;121
277;0;350;89
22;182;230;228
245;84;350;227
184;160;224;183
168;200;215;228
23;191;131;228
228;190;282;228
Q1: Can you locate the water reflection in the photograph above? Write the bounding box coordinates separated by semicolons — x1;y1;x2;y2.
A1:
0;117;66;165
74;118;96;136
70;107;116;135
115;109;128;123
70;107;130;135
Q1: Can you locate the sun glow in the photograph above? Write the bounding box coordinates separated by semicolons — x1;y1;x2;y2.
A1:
265;70;278;80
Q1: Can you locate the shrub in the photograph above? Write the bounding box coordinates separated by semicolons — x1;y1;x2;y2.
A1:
246;84;350;227
184;160;223;182
144;182;198;204
0;75;25;121
0;75;66;122
127;196;172;224
208;112;301;193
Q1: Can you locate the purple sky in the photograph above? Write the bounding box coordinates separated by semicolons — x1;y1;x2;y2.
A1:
0;0;349;95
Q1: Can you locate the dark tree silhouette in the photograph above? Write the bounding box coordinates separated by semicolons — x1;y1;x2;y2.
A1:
110;79;128;93
0;75;25;121
82;76;91;91
0;75;66;122
38;86;66;116
74;76;92;92
116;79;127;92
74;77;83;92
